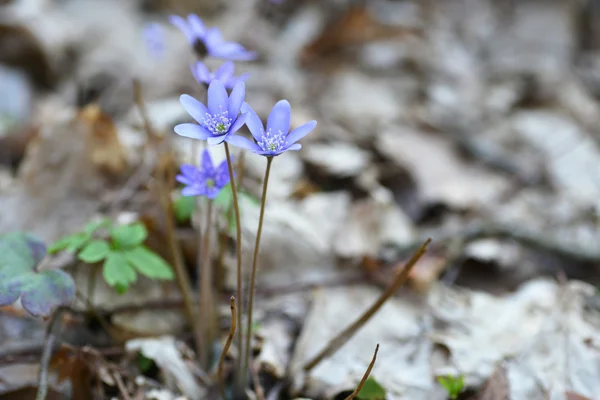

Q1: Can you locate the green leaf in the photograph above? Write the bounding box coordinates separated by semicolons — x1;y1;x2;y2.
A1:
437;375;464;399
78;240;110;263
111;222;148;249
137;352;155;373
173;195;197;222
84;218;111;235
48;233;90;254
102;251;137;288
0;233;75;317
357;376;386;400
124;246;174;280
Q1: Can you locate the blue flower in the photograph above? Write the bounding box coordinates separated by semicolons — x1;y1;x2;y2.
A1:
174;80;248;146
144;22;165;59
176;150;231;198
226;100;317;157
191;61;249;89
169;14;257;61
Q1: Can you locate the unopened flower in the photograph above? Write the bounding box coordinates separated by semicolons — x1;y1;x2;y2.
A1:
169;14;257;61
174;80;248;146
226;100;317;157
176;149;231;198
143;22;165;59
191;61;249;89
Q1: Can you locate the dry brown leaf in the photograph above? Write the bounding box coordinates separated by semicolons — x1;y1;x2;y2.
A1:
473;366;509;400
50;346;93;400
565;392;594;400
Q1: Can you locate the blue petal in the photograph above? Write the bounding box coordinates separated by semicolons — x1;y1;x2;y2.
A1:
225;134;261;153
214;61;235;81
180;94;209;124
285;143;302;151
179;164;198;178
285;120;317;146
191;62;211;84
187;14;206;38
207;80;228;115
169;15;194;44
174;123;211;140
229;112;248;135
207;135;226;146
215;159;232;188
240;103;264;142
201;149;214;175
227;82;245;118
206;187;220;199
176;174;193;185
182;186;206;197
266;100;291;135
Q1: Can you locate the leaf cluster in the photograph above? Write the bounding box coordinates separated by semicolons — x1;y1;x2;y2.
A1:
438;374;465;400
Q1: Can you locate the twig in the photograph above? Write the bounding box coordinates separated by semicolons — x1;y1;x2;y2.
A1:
303;239;431;372
75;290;117;342
244;156;273;380
344;344;379;400
111;370;133;400
223;142;245;391
218;296;237;400
250;360;266;400
35;308;65;400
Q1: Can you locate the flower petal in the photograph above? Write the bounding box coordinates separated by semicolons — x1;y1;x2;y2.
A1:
201;149;214;175
266;100;291;135
285;120;317;146
230;73;250;86
179;164;198;178
227;82;245;118
240;103;264;142
187;14;206;38
285;143;302;151
215;159;232;188
225;134;261;153
174;123;211;140
206;187;220;199
191;62;211;84
180;94;208;124
214;61;235;81
169;15;194;44
207;80;228;115
182;185;206;197
176;174;193;185
229;113;248;135
207;135;226;146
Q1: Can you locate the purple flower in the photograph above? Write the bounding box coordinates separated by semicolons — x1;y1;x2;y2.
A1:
144;22;165;59
176;150;231;198
174;80;248;146
191;61;249;89
169;14;257;61
226;100;317;157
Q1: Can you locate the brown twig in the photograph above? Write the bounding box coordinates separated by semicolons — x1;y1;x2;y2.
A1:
251;359;266;400
344;344;379;400
303;239;431;372
111;370;133;400
218;296;237;400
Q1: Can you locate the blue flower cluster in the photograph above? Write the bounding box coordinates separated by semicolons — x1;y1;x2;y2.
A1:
165;13;317;198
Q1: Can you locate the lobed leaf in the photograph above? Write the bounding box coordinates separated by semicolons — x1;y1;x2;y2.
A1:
111;222;148;249
78;240;111;263
102;251;137;287
124;246;174;280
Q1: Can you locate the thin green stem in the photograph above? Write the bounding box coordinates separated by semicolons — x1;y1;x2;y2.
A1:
198;199;215;369
223;142;244;390
243;157;273;383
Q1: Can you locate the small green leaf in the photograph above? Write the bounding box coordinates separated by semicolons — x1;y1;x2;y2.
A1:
84;218;111;235
78;240;110;263
137;352;155;373
174;195;197;222
48;233;89;254
357;376;386;400
102;251;137;287
0;233;75;317
115;282;129;295
124;246;174;280
111;222;148;249
437;375;465;399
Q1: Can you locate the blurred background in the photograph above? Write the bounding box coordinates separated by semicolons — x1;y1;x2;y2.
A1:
1;0;600;399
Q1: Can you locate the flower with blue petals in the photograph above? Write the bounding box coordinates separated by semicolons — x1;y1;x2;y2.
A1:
176;150;231;198
169;14;257;61
191;61;249;89
174;80;248;146
226;100;317;157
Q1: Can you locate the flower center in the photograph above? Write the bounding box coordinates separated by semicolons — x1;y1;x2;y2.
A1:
203;110;232;136
193;39;208;58
206;178;215;188
258;129;286;153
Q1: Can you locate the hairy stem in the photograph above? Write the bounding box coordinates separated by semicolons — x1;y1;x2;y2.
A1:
303;239;431;372
223;142;244;390
344;344;379;400
243;157;273;382
218;296;237;400
36;308;65;400
198;199;215;368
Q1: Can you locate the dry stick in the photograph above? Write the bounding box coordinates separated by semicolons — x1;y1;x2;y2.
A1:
303;238;431;372
243;156;273;380
218;296;237;400
223;142;245;390
112;371;133;400
35;308;65;400
250;360;266;400
198;200;215;368
344;344;380;400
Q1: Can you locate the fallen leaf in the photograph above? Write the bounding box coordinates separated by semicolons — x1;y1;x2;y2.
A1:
473;366;509;400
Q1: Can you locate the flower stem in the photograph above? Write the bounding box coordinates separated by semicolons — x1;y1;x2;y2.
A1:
223;142;245;390
218;296;237;400
198;199;215;369
243;156;273;383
